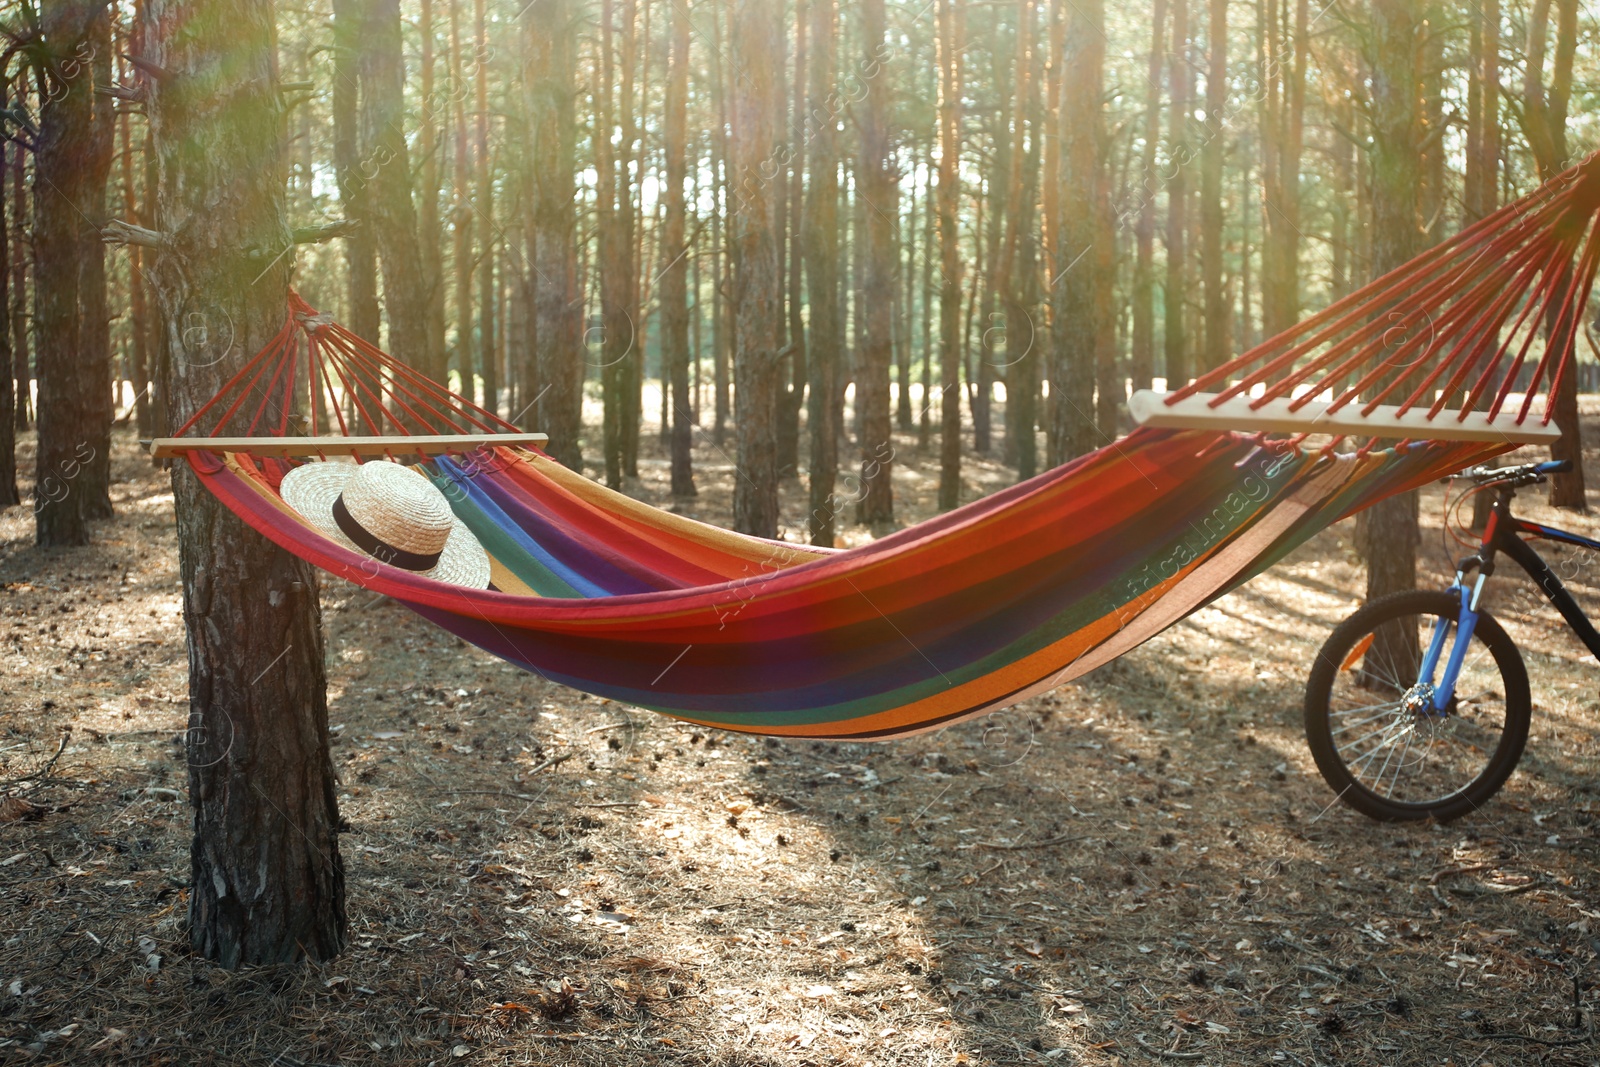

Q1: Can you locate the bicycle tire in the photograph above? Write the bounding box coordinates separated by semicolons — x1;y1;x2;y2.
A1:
1304;590;1531;822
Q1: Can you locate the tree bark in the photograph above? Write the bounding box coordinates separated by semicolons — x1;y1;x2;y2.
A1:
33;0;105;546
1131;0;1167;393
1048;0;1105;461
417;0;448;387
729;0;783;537
1162;0;1190;386
1199;0;1227;371
473;0;496;416
1363;0;1424;610
779;0;808;474
525;0;583;470
855;0;895;530
1259;0;1305;338
79;14;114;520
662;0;694;498
331;0;379;352
804;0;840;546
449;0;475;407
1522;0;1584;509
9;123;28;434
935;0;964;511
357;0;433;399
597;0;627;489
0;138;13;508
141;0;345;967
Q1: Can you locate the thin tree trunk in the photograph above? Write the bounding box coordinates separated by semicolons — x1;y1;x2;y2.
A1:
120;53;153;437
1260;0;1306;337
919;136;933;451
711;6;731;447
855;0;895;530
1199;0;1227;371
729;0;783;537
449;0;475;406
620;0;642;477
418;0;448;386
1049;0;1105;460
1131;0;1166;392
663;0;694;497
0;137;13;507
526;0;583;469
936;0;964;511
473;0;496;416
332;0;379;352
358;0;432;402
9;116;29;433
80;15;114;519
1522;0;1584;508
140;0;344;967
778;0;808;476
34;0;104;545
597;0;627;489
805;0;840;545
1162;0;1190;386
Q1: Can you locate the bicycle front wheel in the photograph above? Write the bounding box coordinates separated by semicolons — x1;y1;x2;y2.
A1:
1304;590;1530;822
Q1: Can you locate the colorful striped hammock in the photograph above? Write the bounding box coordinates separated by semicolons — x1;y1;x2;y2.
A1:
156;155;1600;740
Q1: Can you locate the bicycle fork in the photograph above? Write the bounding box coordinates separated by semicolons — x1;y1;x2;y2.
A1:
1421;568;1488;714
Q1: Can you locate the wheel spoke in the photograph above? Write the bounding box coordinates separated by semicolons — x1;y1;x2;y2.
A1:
1307;599;1525;817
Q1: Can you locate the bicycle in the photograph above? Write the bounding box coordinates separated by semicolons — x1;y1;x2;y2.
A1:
1303;459;1599;821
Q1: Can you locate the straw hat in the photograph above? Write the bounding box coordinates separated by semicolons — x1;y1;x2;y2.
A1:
280;459;491;589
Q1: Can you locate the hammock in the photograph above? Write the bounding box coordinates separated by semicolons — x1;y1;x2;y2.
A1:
149;155;1600;740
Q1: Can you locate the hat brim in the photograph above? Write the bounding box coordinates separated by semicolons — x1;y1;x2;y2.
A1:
279;460;492;590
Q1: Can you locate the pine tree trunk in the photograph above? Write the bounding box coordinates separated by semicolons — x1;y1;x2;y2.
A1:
621;0;644;478
1131;0;1166;392
140;0;345;967
9;128;28;434
855;0;895;530
729;0;783;537
1364;0;1424;612
1260;0;1306;338
332;0;379;353
1162;0;1190;386
358;0;432;403
1522;0;1584;509
1199;0;1227;371
473;0;497;417
120;57;154;438
80;17;114;519
663;0;695;498
34;0;105;546
0;138;13;508
597;0;627;489
526;0;583;470
935;0;964;511
417;0;448;386
449;0;475;407
779;0;809;473
804;0;840;546
1049;0;1105;461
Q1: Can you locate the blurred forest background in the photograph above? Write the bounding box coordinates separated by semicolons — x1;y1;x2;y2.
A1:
0;0;1597;547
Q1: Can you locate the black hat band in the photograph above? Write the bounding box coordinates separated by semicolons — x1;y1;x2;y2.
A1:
332;493;444;572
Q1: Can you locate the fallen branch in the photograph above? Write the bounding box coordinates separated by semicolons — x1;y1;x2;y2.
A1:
1132;1034;1205;1060
0;729;70;790
976;833;1090;851
1474;1030;1591;1047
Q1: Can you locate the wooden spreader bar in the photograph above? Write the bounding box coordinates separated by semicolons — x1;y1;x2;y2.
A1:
143;434;549;459
1129;390;1561;445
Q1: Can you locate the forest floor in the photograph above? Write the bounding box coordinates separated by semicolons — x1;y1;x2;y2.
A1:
5;404;1600;1066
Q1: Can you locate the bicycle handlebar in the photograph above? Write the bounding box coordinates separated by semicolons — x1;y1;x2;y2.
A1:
1461;459;1573;486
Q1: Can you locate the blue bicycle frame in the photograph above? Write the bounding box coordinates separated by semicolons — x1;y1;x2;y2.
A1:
1422;461;1600;713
